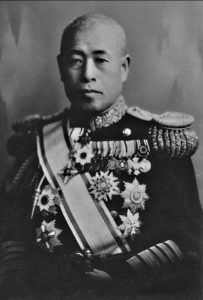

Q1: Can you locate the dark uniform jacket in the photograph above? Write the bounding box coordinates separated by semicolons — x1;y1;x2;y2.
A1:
0;98;202;299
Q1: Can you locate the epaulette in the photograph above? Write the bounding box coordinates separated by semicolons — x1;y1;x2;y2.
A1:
127;106;156;121
128;106;199;158
7;108;68;157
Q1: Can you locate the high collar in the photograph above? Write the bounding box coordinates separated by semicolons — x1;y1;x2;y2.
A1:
69;96;127;131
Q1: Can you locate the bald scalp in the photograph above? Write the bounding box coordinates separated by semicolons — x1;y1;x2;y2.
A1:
60;13;127;56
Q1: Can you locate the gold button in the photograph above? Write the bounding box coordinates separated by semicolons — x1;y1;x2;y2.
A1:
122;128;131;136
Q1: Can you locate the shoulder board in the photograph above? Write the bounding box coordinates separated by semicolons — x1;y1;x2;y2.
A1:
128;106;194;127
149;111;198;158
128;106;198;157
127;106;157;121
7;109;68;156
152;111;194;128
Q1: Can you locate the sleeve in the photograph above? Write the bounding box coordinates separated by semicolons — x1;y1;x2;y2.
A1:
0;127;41;298
103;157;202;293
0;111;68;298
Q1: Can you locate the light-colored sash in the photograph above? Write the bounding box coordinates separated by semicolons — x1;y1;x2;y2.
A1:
37;120;130;255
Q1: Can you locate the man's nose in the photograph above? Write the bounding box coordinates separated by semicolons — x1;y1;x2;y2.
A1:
82;59;96;82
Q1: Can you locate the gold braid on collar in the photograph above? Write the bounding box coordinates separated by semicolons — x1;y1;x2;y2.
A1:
90;96;127;131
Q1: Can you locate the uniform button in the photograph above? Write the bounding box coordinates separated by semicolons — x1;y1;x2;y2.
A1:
122;128;132;137
111;210;118;218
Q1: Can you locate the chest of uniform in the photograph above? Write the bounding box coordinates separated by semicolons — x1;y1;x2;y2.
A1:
32;128;153;254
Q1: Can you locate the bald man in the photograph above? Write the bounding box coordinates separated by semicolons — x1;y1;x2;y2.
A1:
0;14;202;300
57;14;130;117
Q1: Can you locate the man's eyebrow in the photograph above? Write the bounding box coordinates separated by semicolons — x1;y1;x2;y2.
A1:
92;50;109;55
68;49;84;55
65;49;110;57
67;49;109;55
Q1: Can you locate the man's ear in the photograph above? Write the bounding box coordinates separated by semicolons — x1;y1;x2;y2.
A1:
57;54;65;82
121;54;131;82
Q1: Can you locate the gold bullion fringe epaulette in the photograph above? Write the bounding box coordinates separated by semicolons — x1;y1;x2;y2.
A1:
7;108;69;157
149;111;199;158
128;106;199;158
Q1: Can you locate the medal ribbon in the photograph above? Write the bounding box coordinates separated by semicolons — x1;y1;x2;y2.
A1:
37;120;130;255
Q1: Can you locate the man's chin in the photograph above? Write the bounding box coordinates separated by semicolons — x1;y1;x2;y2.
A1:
72;103;108;115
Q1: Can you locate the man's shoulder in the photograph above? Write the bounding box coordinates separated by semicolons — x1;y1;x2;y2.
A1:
126;106;199;158
7;109;68;157
127;105;194;126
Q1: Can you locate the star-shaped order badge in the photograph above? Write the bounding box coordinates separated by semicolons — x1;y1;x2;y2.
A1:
122;178;149;213
127;156;151;176
88;171;119;202
36;220;63;253
73;144;94;166
127;156;141;175
118;209;141;238
36;185;61;215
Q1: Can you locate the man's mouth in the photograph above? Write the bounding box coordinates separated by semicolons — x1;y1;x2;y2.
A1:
80;89;102;94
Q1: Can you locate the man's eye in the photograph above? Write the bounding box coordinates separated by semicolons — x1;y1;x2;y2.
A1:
69;57;83;68
95;58;108;64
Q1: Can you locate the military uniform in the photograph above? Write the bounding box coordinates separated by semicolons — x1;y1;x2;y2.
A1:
0;97;202;299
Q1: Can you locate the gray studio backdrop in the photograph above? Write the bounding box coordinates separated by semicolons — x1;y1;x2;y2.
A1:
0;1;203;207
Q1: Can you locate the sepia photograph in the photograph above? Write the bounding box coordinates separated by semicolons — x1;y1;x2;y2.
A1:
0;1;202;299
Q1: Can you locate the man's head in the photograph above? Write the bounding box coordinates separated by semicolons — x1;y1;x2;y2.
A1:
57;14;130;115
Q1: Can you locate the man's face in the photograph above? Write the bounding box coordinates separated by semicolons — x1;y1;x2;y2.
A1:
58;23;130;114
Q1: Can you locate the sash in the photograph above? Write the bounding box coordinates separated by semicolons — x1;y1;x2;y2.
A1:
37;120;130;255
